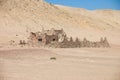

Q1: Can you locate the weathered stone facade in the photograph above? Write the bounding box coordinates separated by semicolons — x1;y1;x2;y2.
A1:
27;28;110;48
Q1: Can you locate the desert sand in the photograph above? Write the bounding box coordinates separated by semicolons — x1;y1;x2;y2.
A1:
0;48;120;80
0;0;120;80
0;0;120;46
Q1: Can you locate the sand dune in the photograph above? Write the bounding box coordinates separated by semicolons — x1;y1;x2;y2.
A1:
0;1;120;80
0;0;120;46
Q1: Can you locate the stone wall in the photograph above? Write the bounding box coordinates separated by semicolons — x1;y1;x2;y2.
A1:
26;28;110;48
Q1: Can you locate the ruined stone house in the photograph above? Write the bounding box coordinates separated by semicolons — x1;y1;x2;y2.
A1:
28;28;66;46
27;28;110;48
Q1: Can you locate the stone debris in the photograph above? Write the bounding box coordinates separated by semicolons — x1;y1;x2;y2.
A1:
26;28;110;48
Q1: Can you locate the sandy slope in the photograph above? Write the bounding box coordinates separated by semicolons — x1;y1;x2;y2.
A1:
0;48;120;80
0;1;120;80
0;0;120;46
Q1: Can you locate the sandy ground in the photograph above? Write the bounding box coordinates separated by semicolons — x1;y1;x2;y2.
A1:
0;48;120;80
0;1;120;80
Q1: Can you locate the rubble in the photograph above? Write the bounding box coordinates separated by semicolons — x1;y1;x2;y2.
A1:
26;28;110;48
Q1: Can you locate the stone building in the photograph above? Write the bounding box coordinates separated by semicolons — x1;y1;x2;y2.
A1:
27;28;110;48
27;28;66;47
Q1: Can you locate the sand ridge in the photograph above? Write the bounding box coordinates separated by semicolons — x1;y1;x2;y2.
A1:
0;0;120;46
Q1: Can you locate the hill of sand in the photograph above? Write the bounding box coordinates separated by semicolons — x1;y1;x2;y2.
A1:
0;0;120;46
0;1;120;80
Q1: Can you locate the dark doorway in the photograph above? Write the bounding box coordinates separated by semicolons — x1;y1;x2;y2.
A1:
38;39;42;42
53;39;56;41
